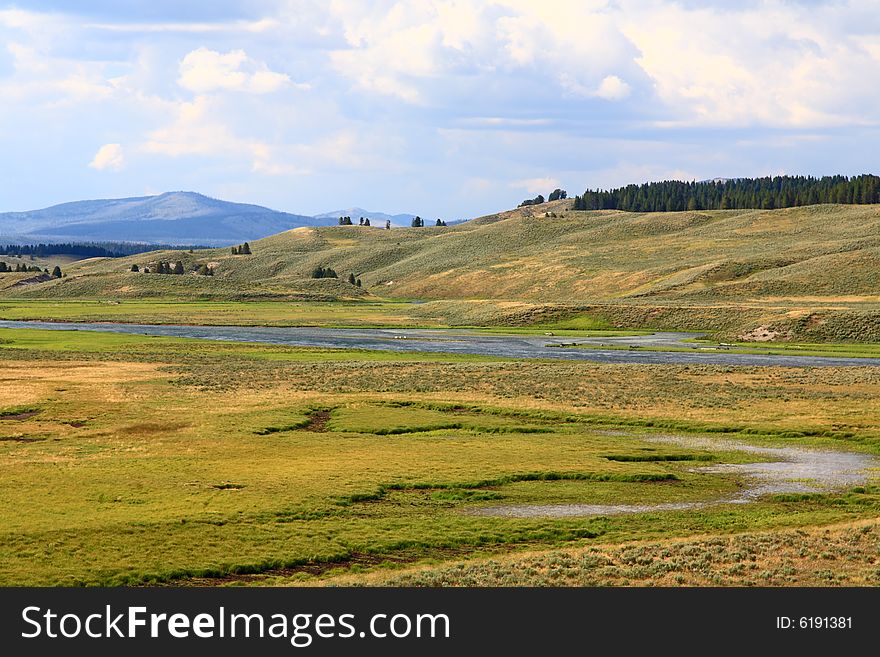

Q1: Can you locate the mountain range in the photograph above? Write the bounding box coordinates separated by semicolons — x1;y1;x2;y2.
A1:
0;192;418;246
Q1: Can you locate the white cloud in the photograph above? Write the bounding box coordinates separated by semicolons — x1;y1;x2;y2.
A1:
596;75;631;101
510;177;561;195
178;48;299;94
89;143;125;171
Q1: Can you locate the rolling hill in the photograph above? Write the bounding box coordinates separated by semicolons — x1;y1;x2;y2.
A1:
6;200;880;340
0;192;331;246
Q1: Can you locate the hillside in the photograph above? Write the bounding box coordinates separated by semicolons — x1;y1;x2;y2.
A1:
0;192;330;246
7;201;880;339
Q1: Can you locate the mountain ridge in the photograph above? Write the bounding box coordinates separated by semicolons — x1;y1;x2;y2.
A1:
0;191;333;246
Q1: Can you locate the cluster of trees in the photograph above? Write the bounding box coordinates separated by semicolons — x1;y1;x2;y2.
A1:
230;243;251;255
0;242;206;258
519;188;568;207
0;262;42;273
132;262;213;275
311;267;363;286
572;175;880;212
409;217;448;227
311;266;338;279
519;195;545;207
338;216;373;226
0;262;61;276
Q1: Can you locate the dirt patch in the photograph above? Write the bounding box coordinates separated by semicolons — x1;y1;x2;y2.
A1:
304;410;331;432
0;435;45;443
0;410;40;421
738;325;787;342
11;274;53;287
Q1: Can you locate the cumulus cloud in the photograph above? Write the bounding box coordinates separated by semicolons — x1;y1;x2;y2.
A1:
178;47;300;94
89;143;125;171
3;1;880;216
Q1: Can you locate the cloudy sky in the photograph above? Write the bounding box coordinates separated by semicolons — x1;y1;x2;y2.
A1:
1;1;879;218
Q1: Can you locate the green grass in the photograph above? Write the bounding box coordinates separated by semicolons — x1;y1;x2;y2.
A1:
0;326;879;586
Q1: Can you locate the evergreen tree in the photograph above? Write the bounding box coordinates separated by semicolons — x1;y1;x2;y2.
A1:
130;264;139;272
51;265;62;278
572;175;880;212
364;218;370;226
241;242;251;255
356;278;361;287
231;246;238;255
385;220;391;229
173;261;185;275
0;262;7;272
548;188;568;201
348;272;356;285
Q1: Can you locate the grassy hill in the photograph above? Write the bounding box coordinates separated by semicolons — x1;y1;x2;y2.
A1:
5;201;880;340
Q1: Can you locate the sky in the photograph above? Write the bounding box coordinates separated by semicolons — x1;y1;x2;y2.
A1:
1;0;879;219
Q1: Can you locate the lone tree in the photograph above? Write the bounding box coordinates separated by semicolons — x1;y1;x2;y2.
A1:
385;220;391;229
548;188;568;201
51;265;62;278
356;278;362;287
130;264;139;272
348;272;356;285
241;242;251;254
364;218;371;226
411;216;424;227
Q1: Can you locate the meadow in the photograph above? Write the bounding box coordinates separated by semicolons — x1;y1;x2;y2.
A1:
1;326;880;586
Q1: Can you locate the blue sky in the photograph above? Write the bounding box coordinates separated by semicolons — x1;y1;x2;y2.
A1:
1;1;879;218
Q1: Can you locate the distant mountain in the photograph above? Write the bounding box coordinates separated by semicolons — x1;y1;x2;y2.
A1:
0;192;334;246
312;207;417;227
